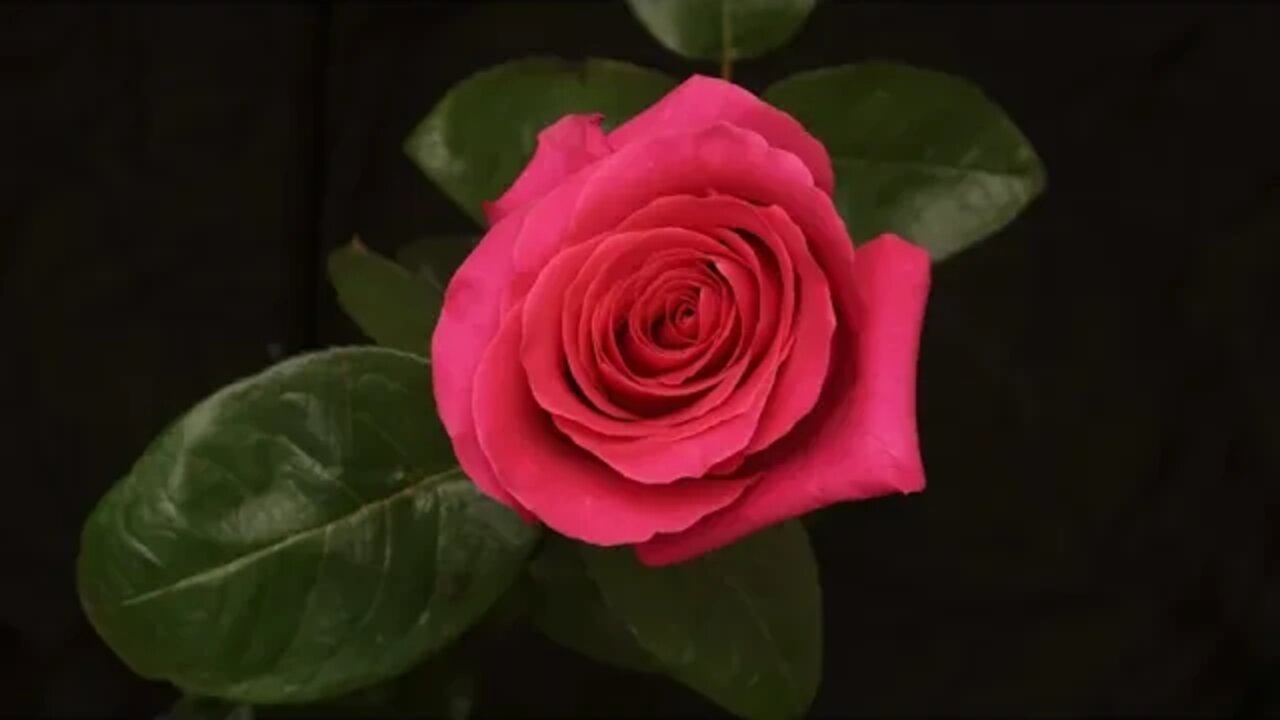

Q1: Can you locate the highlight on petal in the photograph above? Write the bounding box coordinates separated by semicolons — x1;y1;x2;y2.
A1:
636;234;931;566
473;304;756;545
483;113;613;226
609;75;835;196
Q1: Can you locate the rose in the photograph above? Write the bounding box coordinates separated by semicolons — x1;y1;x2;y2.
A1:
432;76;930;566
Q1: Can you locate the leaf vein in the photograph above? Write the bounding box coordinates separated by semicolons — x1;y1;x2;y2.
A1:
118;468;464;607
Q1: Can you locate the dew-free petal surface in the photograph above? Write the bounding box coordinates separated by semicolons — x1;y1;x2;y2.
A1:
637;234;930;565
474;306;756;544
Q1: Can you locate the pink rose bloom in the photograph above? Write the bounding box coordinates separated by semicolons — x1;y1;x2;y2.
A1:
432;76;930;566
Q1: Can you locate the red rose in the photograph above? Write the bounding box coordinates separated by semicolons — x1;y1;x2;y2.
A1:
432;76;930;566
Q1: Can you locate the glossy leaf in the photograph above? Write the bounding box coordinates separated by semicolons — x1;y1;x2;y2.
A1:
328;238;440;357
626;0;816;63
526;536;659;675
77;348;539;704
261;585;542;720
582;522;821;720
404;57;676;224
765;62;1046;261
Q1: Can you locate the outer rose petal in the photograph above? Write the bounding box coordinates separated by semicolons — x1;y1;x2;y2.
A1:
474;303;757;545
432;210;531;512
637;234;931;566
560;123;818;259
505;122;822;314
483;114;612;225
609;75;835;196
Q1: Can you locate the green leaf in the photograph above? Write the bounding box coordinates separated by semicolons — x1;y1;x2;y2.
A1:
327;238;440;357
77;348;539;704
526;536;659;675
626;0;816;64
404;57;676;224
581;522;821;720
394;236;475;293
765;61;1046;261
262;583;542;720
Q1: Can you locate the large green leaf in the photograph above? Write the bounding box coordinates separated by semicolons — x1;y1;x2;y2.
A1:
77;348;539;704
526;536;659;675
328;239;441;357
404;57;676;224
264;582;540;720
582;522;821;720
765;62;1046;261
626;0;816;64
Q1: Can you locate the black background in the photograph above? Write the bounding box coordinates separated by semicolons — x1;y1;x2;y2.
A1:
3;2;1278;717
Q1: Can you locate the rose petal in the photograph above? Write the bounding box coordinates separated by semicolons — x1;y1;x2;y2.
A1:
740;204;836;454
506;121;815;296
483;114;612;225
520;228;783;483
609;75;834;196
555;291;786;484
584;248;758;412
617;257;705;365
529;229;746;424
693;285;719;341
431;209;531;512
630;270;705;359
550;378;772;485
574;229;756;420
629;274;732;380
437;123;844;505
474;304;756;545
503;122;821;315
636;234;931;566
612;193;834;454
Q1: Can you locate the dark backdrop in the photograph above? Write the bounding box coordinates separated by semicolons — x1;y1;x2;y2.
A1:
2;2;1277;717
